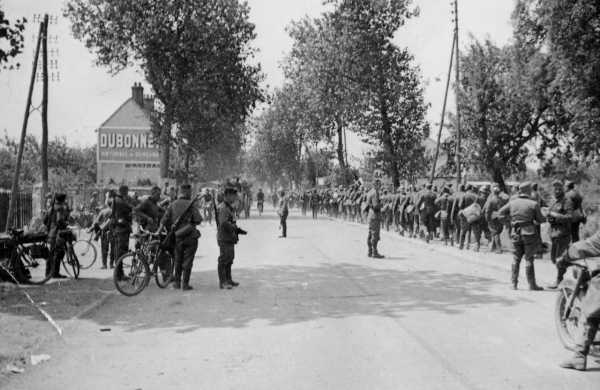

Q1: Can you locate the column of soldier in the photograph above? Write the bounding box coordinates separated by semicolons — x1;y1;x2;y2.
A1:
44;181;247;291
294;179;586;292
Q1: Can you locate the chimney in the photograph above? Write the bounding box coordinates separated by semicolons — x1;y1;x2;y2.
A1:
131;82;144;106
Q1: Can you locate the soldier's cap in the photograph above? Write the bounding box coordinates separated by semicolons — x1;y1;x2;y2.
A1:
552;180;564;188
179;183;192;190
118;185;129;194
519;181;532;194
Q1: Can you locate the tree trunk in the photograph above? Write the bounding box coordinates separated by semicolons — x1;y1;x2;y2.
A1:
378;95;398;188
491;166;506;193
336;117;346;171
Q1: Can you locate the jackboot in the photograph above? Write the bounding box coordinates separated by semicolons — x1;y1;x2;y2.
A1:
511;263;519;290
219;264;232;290
227;264;239;287
372;242;385;259
367;240;373;258
560;323;598;371
547;265;567;290
182;269;192;290
526;265;543;291
172;262;182;289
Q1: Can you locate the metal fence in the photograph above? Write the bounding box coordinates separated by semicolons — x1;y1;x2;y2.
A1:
0;190;33;231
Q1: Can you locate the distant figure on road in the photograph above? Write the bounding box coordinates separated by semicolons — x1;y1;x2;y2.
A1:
278;190;289;238
310;190;320;219
256;188;265;215
366;179;384;259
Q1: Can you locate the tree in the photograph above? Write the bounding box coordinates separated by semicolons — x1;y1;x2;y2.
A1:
0;8;26;70
514;0;600;159
65;0;263;178
327;0;429;187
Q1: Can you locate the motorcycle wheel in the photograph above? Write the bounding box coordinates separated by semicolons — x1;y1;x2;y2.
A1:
555;287;582;352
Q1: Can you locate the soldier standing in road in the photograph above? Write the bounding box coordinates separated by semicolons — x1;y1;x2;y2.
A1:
92;202;113;269
45;193;70;279
134;186;164;232
366;179;384;259
256;188;265;216
546;181;573;289
160;184;202;290
217;187;247;289
498;182;544;291
278;190;289;238
566;181;585;242
111;185;133;280
310;190;320;219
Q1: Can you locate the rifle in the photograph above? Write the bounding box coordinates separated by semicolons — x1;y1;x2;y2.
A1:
161;193;201;250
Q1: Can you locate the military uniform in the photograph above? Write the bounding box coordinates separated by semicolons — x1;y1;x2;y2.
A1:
278;195;289;238
310;191;320;219
416;186;437;243
483;190;506;254
457;187;479;250
161;193;202;290
93;207;113;269
366;186;384;258
498;183;544;290
559;232;600;370
547;182;573;289
566;185;584;242
435;191;452;245
46;195;70;278
111;193;133;277
217;195;246;289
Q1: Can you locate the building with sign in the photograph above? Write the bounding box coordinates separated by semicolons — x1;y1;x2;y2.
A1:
96;83;161;186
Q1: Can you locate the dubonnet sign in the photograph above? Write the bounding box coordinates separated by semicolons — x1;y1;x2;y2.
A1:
98;129;160;162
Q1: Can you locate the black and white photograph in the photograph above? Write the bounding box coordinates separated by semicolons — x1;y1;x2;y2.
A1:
1;0;599;388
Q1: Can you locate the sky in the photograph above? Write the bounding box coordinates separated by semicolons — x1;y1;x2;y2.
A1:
0;0;515;155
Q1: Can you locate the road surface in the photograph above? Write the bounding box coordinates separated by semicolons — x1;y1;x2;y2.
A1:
3;209;599;389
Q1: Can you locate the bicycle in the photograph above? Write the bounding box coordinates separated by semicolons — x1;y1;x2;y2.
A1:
0;229;52;285
70;227;98;270
113;228;174;297
57;229;81;279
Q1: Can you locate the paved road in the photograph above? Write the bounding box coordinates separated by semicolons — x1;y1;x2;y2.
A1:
4;210;600;390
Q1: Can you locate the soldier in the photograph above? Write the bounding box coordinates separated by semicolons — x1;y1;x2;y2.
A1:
256;188;265;216
310;190;320;219
160;184;202;290
111;185;133;280
546;181;574;289
278;190;289;238
483;186;506;254
300;190;308;216
217;187;247;289
366;179;384;259
416;183;437;243
557;233;600;371
451;184;466;246
435;187;452;246
92;201;113;269
45;193;70;278
134;186;164;232
498;182;544;291
457;185;479;251
566;181;585;243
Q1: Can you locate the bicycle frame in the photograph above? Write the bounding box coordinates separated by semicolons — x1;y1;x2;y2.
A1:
561;262;589;321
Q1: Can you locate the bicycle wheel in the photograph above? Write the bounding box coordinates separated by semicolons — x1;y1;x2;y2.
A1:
61;244;81;279
73;239;97;270
154;249;174;288
16;249;52;285
113;252;150;297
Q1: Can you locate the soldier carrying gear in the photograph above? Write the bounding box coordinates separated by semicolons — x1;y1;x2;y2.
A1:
45;192;70;279
217;186;247;290
416;183;436;243
160;184;202;290
547;181;574;289
365;179;384;259
111;185;133;280
92;201;113;269
498;182;545;291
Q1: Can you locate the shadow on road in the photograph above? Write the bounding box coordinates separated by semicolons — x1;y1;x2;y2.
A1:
84;262;519;333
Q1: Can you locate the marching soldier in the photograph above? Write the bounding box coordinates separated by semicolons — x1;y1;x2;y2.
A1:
546;181;573;289
416;183;436;243
366;179;384;259
483;186;506;254
498;182;544;290
160;184;202;290
435;187;452;246
278;190;289;238
457;185;478;250
217;187;247;289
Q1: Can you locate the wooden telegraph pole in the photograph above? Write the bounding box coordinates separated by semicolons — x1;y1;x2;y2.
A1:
453;0;462;187
41;14;49;208
5;20;44;232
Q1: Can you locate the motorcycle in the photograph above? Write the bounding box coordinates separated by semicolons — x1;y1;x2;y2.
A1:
555;258;600;357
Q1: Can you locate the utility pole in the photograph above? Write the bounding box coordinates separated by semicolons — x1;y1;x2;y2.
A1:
5;21;44;232
453;0;462;187
41;14;49;209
